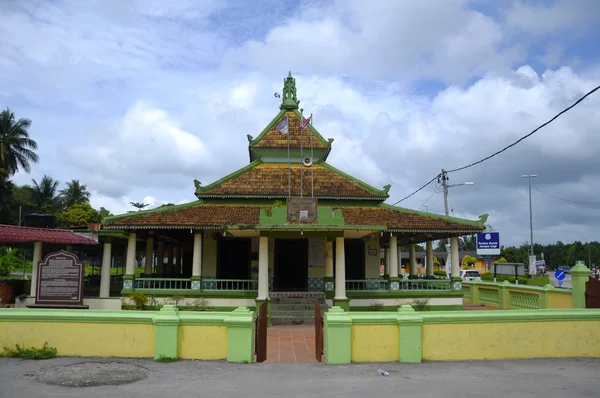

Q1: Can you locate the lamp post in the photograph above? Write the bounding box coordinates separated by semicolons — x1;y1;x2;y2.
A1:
440;169;474;248
521;174;537;256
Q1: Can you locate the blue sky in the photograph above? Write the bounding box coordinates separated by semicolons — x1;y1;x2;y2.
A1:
1;0;599;246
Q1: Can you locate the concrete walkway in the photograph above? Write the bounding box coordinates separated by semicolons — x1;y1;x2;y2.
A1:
1;357;597;397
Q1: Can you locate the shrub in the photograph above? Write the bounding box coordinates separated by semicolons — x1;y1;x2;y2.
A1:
0;248;21;277
2;342;57;360
127;292;149;310
410;298;429;311
191;298;213;311
368;301;384;311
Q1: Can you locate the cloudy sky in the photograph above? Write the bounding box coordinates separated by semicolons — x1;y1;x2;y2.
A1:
2;0;599;247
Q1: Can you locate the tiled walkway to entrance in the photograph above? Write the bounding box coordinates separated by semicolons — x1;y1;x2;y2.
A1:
265;324;321;363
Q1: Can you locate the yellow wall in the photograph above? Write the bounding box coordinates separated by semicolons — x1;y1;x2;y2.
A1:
178;325;227;360
422;321;600;360
351;325;398;362
549;292;573;309
0;322;154;358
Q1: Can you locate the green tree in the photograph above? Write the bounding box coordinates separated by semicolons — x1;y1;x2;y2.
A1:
495;257;507;263
31;175;60;212
0;248;21;277
99;207;113;219
462;255;477;267
459;235;477;251
59;179;90;208
0;169;13;224
56;203;101;228
8;184;35;224
0;107;39;176
130;201;149;211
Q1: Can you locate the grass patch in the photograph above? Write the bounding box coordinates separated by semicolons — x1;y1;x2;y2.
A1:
155;355;178;363
527;275;550;286
2;342;57;360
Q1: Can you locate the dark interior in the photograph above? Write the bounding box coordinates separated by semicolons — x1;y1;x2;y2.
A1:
334;238;365;280
274;239;308;291
217;238;251;279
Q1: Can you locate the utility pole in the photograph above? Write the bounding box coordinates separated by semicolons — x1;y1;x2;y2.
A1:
521;174;537;256
441;169;449;217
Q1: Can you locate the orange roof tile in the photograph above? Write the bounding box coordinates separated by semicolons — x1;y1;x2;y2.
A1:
196;163;386;199
252;112;328;149
342;207;483;231
106;205;263;227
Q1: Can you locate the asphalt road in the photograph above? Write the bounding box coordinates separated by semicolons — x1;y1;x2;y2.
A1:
1;357;598;398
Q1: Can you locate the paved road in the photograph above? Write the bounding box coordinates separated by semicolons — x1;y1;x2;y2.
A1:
1;357;598;397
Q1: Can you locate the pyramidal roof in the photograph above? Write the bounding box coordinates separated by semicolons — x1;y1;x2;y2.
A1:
247;72;332;162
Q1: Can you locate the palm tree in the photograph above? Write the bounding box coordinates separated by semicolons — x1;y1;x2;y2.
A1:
59;179;91;208
0;107;39;175
31;175;60;212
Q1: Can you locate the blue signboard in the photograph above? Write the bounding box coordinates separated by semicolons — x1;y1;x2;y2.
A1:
554;270;565;281
476;232;501;255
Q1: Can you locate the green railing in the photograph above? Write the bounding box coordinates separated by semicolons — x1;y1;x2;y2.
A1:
463;281;573;309
345;279;452;291
201;279;257;291
509;290;539;309
346;279;389;291
134;278;191;290
399;279;452;291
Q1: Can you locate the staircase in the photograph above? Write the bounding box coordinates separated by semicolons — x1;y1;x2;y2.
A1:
270;292;328;325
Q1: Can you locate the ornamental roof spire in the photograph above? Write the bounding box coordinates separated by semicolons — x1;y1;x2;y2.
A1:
280;71;299;110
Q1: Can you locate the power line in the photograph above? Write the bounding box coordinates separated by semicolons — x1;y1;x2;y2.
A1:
417;190;438;211
389;84;600;207
447;84;600;174
533;187;600;204
391;173;440;206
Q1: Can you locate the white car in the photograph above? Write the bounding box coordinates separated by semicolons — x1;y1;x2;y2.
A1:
460;270;482;281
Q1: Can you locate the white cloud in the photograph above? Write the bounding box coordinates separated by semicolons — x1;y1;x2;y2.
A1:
2;0;599;248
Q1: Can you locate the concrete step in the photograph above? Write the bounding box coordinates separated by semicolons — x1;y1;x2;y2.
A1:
271;304;327;311
271;316;316;325
270;297;327;304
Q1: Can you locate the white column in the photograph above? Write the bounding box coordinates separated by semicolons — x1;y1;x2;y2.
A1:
325;240;333;278
144;236;154;275
451;236;460;278
389;235;398;278
426;240;434;277
409;243;417;276
156;241;165;275
397;245;402;275
125;232;137;276
100;242;112;298
257;236;269;300
334;237;346;299
192;233;202;278
29;241;43;296
384;247;390;275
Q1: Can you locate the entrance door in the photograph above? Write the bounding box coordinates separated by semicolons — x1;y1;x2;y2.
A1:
334;239;365;280
274;239;308;291
217;238;251;279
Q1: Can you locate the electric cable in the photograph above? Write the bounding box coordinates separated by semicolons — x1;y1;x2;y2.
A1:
533;187;600;204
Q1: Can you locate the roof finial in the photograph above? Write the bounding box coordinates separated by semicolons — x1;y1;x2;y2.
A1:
280;71;299;110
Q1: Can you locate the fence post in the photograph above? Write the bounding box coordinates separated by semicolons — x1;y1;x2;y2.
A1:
324;306;352;364
570;261;591;309
471;282;480;305
499;281;511;309
540;284;554;309
397;305;422;363
224;307;255;363
153;305;180;359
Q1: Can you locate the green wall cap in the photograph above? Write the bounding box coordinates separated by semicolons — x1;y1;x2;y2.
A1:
0;309;154;324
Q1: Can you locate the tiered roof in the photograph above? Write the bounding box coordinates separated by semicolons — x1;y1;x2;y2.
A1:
0;224;99;245
102;72;486;236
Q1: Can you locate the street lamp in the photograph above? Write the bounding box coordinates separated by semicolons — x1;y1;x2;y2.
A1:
521;174;537;256
440;169;474;247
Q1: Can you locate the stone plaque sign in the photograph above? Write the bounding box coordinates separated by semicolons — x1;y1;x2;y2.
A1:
34;250;86;308
287;197;318;223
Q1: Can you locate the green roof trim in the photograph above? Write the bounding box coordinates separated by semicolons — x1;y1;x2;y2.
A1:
102;200;206;225
317;161;389;198
379;203;488;228
194;160;263;196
